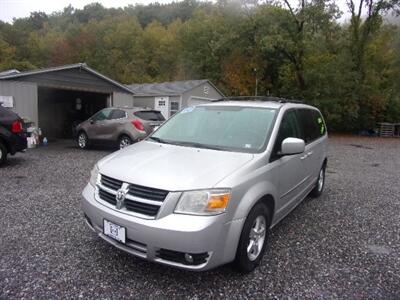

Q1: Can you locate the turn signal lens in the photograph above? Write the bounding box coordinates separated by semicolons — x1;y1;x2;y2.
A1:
175;189;231;215
206;193;230;211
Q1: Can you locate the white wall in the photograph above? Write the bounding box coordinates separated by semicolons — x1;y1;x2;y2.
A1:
182;82;224;107
0;80;38;124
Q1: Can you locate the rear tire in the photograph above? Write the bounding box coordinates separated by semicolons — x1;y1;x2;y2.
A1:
310;165;325;198
77;131;89;149
234;203;270;273
0;141;7;166
119;135;132;149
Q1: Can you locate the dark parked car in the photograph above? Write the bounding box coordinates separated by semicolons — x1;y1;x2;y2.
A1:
76;107;165;150
0;106;27;166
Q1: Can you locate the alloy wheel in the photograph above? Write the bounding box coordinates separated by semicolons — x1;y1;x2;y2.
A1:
119;137;131;149
247;215;267;261
78;133;87;148
318;168;324;192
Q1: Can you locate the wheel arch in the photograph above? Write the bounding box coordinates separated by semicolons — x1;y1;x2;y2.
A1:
0;135;10;154
221;185;278;264
117;132;135;143
322;157;328;169
257;194;275;225
77;129;87;137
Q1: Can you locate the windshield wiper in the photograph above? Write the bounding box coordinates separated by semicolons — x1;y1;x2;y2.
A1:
170;141;226;151
147;136;169;144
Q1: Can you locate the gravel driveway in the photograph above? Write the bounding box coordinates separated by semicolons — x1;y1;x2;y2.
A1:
0;136;399;299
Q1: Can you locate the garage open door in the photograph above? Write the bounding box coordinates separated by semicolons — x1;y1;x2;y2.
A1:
38;87;109;139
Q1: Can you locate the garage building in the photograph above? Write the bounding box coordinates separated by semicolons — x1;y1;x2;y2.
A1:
128;80;224;119
0;63;133;139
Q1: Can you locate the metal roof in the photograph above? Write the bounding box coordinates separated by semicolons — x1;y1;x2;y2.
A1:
0;69;20;76
127;79;224;96
0;63;133;94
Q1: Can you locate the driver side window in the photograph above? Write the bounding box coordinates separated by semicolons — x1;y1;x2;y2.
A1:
271;110;301;161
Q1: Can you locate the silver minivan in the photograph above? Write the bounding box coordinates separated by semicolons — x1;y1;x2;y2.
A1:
81;99;328;273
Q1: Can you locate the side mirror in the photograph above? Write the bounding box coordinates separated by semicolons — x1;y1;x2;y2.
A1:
280;137;305;156
90;119;94;124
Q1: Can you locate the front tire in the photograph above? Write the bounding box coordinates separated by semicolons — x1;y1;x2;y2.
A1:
310;166;325;198
234;203;270;273
77;131;89;149
0;141;7;166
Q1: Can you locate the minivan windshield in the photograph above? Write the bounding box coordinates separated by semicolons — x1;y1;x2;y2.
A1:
149;106;277;152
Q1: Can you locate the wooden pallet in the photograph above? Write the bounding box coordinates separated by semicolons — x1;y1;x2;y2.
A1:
379;123;396;137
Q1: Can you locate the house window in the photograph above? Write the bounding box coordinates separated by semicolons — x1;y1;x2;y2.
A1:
170;101;180;116
204;86;209;94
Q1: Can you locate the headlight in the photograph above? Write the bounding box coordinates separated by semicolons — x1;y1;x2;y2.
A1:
174;189;231;215
89;164;99;186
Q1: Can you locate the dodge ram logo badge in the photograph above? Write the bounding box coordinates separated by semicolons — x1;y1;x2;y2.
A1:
116;189;126;209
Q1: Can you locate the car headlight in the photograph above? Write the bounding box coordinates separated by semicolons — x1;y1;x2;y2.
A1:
174;189;231;215
89;164;99;187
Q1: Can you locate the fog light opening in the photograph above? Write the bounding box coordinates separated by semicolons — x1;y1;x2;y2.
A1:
185;253;194;264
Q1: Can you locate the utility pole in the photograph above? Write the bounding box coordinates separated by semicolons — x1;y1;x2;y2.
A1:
254;68;258;96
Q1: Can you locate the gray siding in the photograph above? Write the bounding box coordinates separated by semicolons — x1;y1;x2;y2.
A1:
0;80;38;124
113;92;133;107
133;96;180;108
4;69;128;94
133;96;155;109
182;82;223;107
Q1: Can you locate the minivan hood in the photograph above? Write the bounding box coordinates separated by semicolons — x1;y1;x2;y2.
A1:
98;141;254;191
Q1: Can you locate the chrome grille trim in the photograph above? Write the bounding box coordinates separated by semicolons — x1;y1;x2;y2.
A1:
96;174;169;218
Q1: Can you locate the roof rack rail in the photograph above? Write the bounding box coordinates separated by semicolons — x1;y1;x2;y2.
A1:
213;96;303;104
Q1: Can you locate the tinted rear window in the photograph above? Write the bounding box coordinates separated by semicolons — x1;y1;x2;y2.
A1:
0;106;18;120
134;111;165;121
297;109;326;143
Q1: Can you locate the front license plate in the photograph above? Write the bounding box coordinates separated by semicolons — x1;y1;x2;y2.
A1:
103;219;126;244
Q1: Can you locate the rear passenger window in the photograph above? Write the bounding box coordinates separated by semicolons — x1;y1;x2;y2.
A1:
297;109;325;143
110;109;126;120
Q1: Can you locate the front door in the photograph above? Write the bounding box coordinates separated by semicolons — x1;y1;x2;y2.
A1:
271;110;309;219
155;97;169;119
86;108;112;141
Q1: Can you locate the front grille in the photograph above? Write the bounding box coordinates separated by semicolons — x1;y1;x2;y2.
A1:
101;175;122;190
99;189;116;205
98;174;168;218
125;199;160;216
157;249;209;266
128;184;168;201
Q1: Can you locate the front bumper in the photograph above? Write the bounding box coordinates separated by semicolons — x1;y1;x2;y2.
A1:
81;184;244;271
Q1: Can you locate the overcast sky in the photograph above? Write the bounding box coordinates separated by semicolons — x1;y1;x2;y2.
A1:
0;0;352;23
